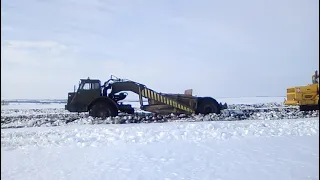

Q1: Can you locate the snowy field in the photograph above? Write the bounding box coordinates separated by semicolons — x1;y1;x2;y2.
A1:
1;97;319;180
1;102;66;110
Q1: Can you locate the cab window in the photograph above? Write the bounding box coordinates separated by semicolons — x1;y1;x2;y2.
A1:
79;82;100;90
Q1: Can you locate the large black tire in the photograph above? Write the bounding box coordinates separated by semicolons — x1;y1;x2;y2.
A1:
90;102;118;119
299;104;319;111
196;97;221;115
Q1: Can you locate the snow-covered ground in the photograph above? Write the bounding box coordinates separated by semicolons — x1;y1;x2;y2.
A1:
1;102;66;110
1;118;319;180
216;96;286;105
1;96;319;180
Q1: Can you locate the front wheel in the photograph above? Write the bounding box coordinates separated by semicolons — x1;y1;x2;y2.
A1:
90;102;118;119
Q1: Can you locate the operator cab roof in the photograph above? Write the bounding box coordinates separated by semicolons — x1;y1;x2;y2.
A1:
80;78;101;84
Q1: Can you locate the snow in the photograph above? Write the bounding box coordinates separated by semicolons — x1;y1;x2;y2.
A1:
2;136;318;180
1;103;65;110
216;96;286;105
2;117;319;180
1;96;319;180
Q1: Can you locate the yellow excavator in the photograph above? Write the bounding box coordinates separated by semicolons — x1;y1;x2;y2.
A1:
284;70;319;111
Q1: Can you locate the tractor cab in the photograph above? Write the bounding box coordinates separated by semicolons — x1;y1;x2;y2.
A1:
65;78;102;112
65;77;130;113
78;78;101;91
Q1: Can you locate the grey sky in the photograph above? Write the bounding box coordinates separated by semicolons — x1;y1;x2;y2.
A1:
1;0;319;99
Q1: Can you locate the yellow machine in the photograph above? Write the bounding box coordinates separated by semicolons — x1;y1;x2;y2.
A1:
284;70;319;111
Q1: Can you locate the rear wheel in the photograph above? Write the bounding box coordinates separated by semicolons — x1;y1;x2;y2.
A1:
90;102;118;119
196;97;221;115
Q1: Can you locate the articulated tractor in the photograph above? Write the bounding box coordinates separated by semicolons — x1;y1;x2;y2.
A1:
284;70;319;111
65;76;228;119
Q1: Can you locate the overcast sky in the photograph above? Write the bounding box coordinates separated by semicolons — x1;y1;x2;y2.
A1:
1;0;319;100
